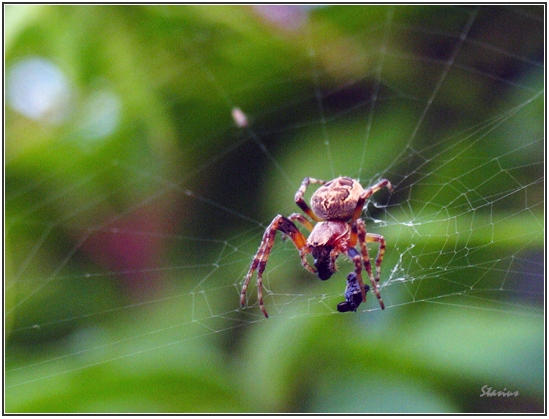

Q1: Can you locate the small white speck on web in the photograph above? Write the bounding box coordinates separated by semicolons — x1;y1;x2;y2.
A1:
231;107;249;128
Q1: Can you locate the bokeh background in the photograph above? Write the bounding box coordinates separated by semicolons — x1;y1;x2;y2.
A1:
5;5;544;413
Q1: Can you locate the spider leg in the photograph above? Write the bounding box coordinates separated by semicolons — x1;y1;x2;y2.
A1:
288;213;314;232
285;214;315;268
329;246;340;274
241;215;313;318
355;218;385;309
363;179;393;200
366;233;386;290
350;179;392;224
295;177;326;222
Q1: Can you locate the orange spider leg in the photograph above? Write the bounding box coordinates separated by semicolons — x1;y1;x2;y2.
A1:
281;216;315;274
294;177;326;222
355;218;385;309
240;215;313;318
366;233;386;288
350;179;393;224
288;213;314;232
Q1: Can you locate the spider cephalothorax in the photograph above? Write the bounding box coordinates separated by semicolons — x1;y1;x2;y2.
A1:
241;176;392;318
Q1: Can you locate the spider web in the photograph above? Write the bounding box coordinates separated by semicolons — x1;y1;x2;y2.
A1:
5;4;544;411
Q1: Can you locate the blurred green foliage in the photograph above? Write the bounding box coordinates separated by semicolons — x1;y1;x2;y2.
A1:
5;5;544;413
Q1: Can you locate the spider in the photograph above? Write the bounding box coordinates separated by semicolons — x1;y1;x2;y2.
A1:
240;176;392;318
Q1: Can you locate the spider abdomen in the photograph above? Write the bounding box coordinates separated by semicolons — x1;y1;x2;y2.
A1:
310;176;364;220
